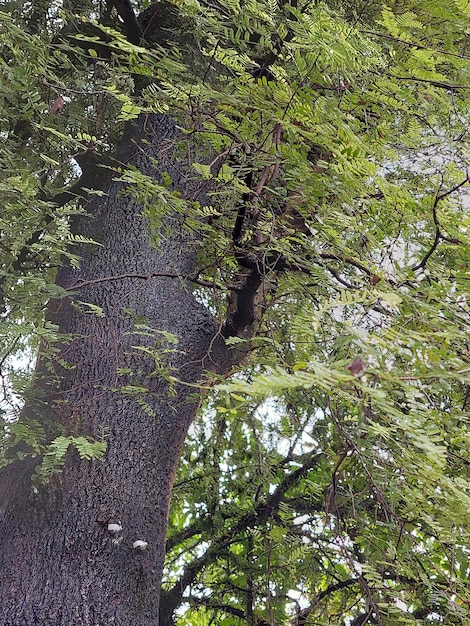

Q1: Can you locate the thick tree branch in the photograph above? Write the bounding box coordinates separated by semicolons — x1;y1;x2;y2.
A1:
162;452;324;621
105;0;142;44
166;451;321;553
222;263;265;340
165;515;212;554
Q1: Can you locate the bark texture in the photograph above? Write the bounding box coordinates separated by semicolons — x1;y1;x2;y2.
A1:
0;114;227;625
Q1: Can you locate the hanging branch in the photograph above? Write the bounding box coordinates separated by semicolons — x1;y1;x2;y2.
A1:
412;174;467;272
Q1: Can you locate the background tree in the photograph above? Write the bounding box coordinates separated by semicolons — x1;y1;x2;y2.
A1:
1;0;470;624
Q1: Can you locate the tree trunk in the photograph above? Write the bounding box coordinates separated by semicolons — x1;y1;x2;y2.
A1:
0;114;227;625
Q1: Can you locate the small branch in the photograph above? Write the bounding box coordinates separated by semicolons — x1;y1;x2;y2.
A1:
232;124;282;244
0;338;20;371
222;264;264;339
0;149;103;313
363;30;470;62
293;579;358;625
412;175;467;271
350;611;378;626
319;253;373;278
412;229;440;272
186;597;246;619
66;272;235;292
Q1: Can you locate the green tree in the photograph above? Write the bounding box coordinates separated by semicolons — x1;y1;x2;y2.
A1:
1;0;470;624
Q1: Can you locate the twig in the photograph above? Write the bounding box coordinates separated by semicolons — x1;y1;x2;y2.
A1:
65;272;237;292
362;30;470;62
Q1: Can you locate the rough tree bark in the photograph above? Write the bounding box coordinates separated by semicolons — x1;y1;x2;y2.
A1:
0;114;236;625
